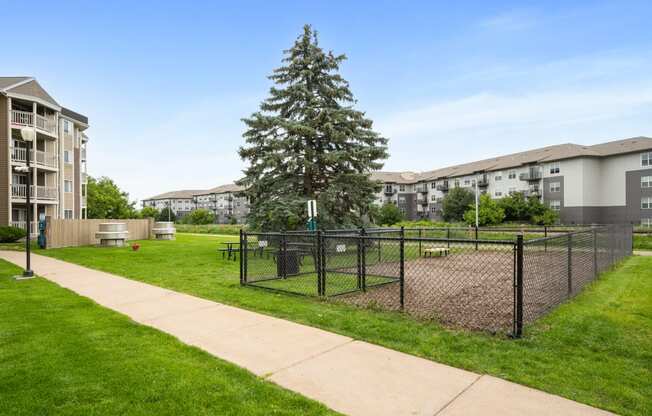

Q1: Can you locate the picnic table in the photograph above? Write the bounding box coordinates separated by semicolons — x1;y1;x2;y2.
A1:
219;242;240;260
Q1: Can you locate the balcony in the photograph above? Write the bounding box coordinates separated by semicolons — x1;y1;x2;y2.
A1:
436;182;449;192
519;169;542;181
11;110;57;136
11;221;38;235
525;187;542;198
416;185;428;194
477;175;489;187
82;172;88;183
11;147;58;169
384;188;396;195
11;184;58;200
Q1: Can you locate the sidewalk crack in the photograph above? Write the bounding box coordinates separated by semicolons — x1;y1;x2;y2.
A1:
433;374;483;416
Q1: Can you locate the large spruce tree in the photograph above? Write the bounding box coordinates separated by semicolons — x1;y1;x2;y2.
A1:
238;25;388;230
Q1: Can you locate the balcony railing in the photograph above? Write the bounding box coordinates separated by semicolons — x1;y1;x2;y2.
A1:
384;188;396;195
11;110;57;135
11;221;38;235
11;147;58;169
11;184;58;200
436;182;449;192
519;169;542;181
477;175;489;187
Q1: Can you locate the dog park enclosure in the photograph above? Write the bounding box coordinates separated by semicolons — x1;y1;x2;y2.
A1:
240;225;632;336
44;218;153;248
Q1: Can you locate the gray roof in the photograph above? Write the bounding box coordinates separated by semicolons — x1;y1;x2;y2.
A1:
373;136;652;183
0;77;31;90
196;183;244;196
62;107;89;125
144;190;206;200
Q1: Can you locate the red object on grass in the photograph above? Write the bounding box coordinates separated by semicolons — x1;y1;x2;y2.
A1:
132;244;140;251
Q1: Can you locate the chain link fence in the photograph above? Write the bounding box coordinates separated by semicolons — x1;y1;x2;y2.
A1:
240;224;632;336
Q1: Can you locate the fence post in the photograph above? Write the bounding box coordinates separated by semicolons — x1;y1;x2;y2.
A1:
399;226;405;310
514;235;524;338
320;231;326;296
356;229;362;290
361;228;367;292
239;229;244;285
544;226;548;252
316;230;323;296
567;233;573;297
447;227;451;248
418;228;422;257
474;226;479;251
281;232;288;280
592;227;598;278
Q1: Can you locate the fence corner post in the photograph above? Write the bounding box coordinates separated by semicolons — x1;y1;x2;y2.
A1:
399;226;405;310
592;227;598;278
239;229;244;285
475;226;479;250
361;227;367;292
514;234;524;338
316;229;323;296
567;233;573;297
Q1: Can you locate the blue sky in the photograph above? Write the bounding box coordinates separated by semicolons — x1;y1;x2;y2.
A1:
3;1;651;202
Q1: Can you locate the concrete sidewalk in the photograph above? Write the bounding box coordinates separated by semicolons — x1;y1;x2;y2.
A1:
0;251;614;416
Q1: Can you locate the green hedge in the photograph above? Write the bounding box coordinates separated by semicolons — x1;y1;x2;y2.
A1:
175;224;245;235
0;226;26;243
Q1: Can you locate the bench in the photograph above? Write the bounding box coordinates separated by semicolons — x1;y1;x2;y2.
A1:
423;247;450;257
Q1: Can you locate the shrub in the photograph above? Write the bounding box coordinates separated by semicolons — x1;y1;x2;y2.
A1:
378;203;405;226
464;194;505;226
140;206;159;219
0;226;27;243
157;207;176;223
442;187;475;222
184;209;215;225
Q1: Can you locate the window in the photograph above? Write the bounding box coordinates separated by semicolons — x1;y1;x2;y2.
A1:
549;200;561;211
549;162;560;174
494;172;502;181
398;196;406;203
508;170;516;179
642;197;652;209
431;195;437;201
430;182;436;189
63;120;70;134
385;185;393;193
64;209;73;219
642;176;652;188
642;152;652;167
464;179;470;186
549;182;561;192
508;187;516;194
431;206;437;212
454;179;460;187
495;191;503;197
64;180;73;193
642;218;652;228
399;185;405;192
81;184;86;197
64;150;71;164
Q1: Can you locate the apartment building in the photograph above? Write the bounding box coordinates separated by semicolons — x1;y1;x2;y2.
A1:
192;184;247;224
0;77;89;234
372;137;652;226
142;184;248;223
141;190;201;218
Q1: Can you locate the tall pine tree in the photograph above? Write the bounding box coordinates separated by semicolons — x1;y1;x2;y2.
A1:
238;25;388;230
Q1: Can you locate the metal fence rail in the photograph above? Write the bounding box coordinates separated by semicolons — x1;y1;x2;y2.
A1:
240;224;632;336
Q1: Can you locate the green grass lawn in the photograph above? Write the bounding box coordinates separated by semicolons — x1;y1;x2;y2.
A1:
37;234;651;415
633;234;652;250
0;260;336;416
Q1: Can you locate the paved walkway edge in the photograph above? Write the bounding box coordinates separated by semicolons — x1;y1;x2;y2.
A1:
0;251;616;416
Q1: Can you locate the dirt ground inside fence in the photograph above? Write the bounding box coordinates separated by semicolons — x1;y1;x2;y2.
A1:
336;248;614;333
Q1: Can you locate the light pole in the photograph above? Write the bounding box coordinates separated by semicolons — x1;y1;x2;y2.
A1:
15;127;35;280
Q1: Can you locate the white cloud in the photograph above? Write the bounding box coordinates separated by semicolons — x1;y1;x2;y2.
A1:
377;85;652;172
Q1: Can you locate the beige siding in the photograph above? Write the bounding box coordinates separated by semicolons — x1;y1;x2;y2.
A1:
0;96;8;225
